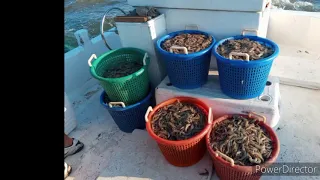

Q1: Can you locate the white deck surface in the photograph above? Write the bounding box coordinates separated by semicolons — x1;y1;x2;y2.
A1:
65;77;320;180
269;44;320;90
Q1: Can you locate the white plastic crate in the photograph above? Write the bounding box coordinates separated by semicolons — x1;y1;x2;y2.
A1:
64;93;77;135
128;0;270;12
155;75;281;128
115;14;167;88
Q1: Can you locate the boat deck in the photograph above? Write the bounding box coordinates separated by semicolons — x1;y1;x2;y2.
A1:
270;44;320;90
63;8;320;180
65;76;320;180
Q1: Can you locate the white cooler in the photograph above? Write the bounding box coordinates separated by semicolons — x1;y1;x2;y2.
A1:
155;75;281;128
128;0;271;40
128;0;270;12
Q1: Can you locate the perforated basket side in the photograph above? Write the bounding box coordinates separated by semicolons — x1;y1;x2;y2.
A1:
157;135;207;167
145;97;212;167
156;30;216;89
212;35;279;99
217;61;273;99
100;89;153;133
162;52;211;89
100;71;149;105
206;114;280;180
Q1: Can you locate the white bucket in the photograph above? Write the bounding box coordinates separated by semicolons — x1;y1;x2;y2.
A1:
64;92;77;134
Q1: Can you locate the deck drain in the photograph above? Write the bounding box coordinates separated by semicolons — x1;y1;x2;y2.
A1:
266;81;272;86
259;95;271;102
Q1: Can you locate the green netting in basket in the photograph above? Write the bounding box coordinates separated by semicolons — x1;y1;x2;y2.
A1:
89;47;150;105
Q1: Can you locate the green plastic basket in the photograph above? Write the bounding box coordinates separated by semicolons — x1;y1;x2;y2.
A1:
88;47;150;105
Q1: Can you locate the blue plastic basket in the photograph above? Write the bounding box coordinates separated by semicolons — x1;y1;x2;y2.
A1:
212;35;280;99
156;30;216;89
100;88;153;133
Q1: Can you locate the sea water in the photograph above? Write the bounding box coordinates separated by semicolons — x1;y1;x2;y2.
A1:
64;0;133;52
64;0;320;53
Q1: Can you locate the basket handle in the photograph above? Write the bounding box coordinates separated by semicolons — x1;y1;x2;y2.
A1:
215;151;235;167
185;24;198;30
229;52;250;61
88;54;97;67
143;53;148;66
145;106;153;122
169;46;188;54
108;102;126;108
248;112;266;123
242;29;258;36
208;107;213;124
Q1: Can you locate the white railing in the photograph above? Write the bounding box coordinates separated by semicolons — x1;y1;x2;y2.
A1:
64;28;122;94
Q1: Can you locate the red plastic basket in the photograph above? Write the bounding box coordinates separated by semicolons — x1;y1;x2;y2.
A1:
206;114;280;180
145;97;213;167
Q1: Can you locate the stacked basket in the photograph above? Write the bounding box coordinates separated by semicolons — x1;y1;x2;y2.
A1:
210;31;280;179
142;30;216;167
89;47;153;133
143;29;280;179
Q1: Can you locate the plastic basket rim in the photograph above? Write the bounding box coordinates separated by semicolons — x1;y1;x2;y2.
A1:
156;30;216;58
99;87;152;111
146;96;212;145
212;35;280;65
90;47;150;82
206;114;280;172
